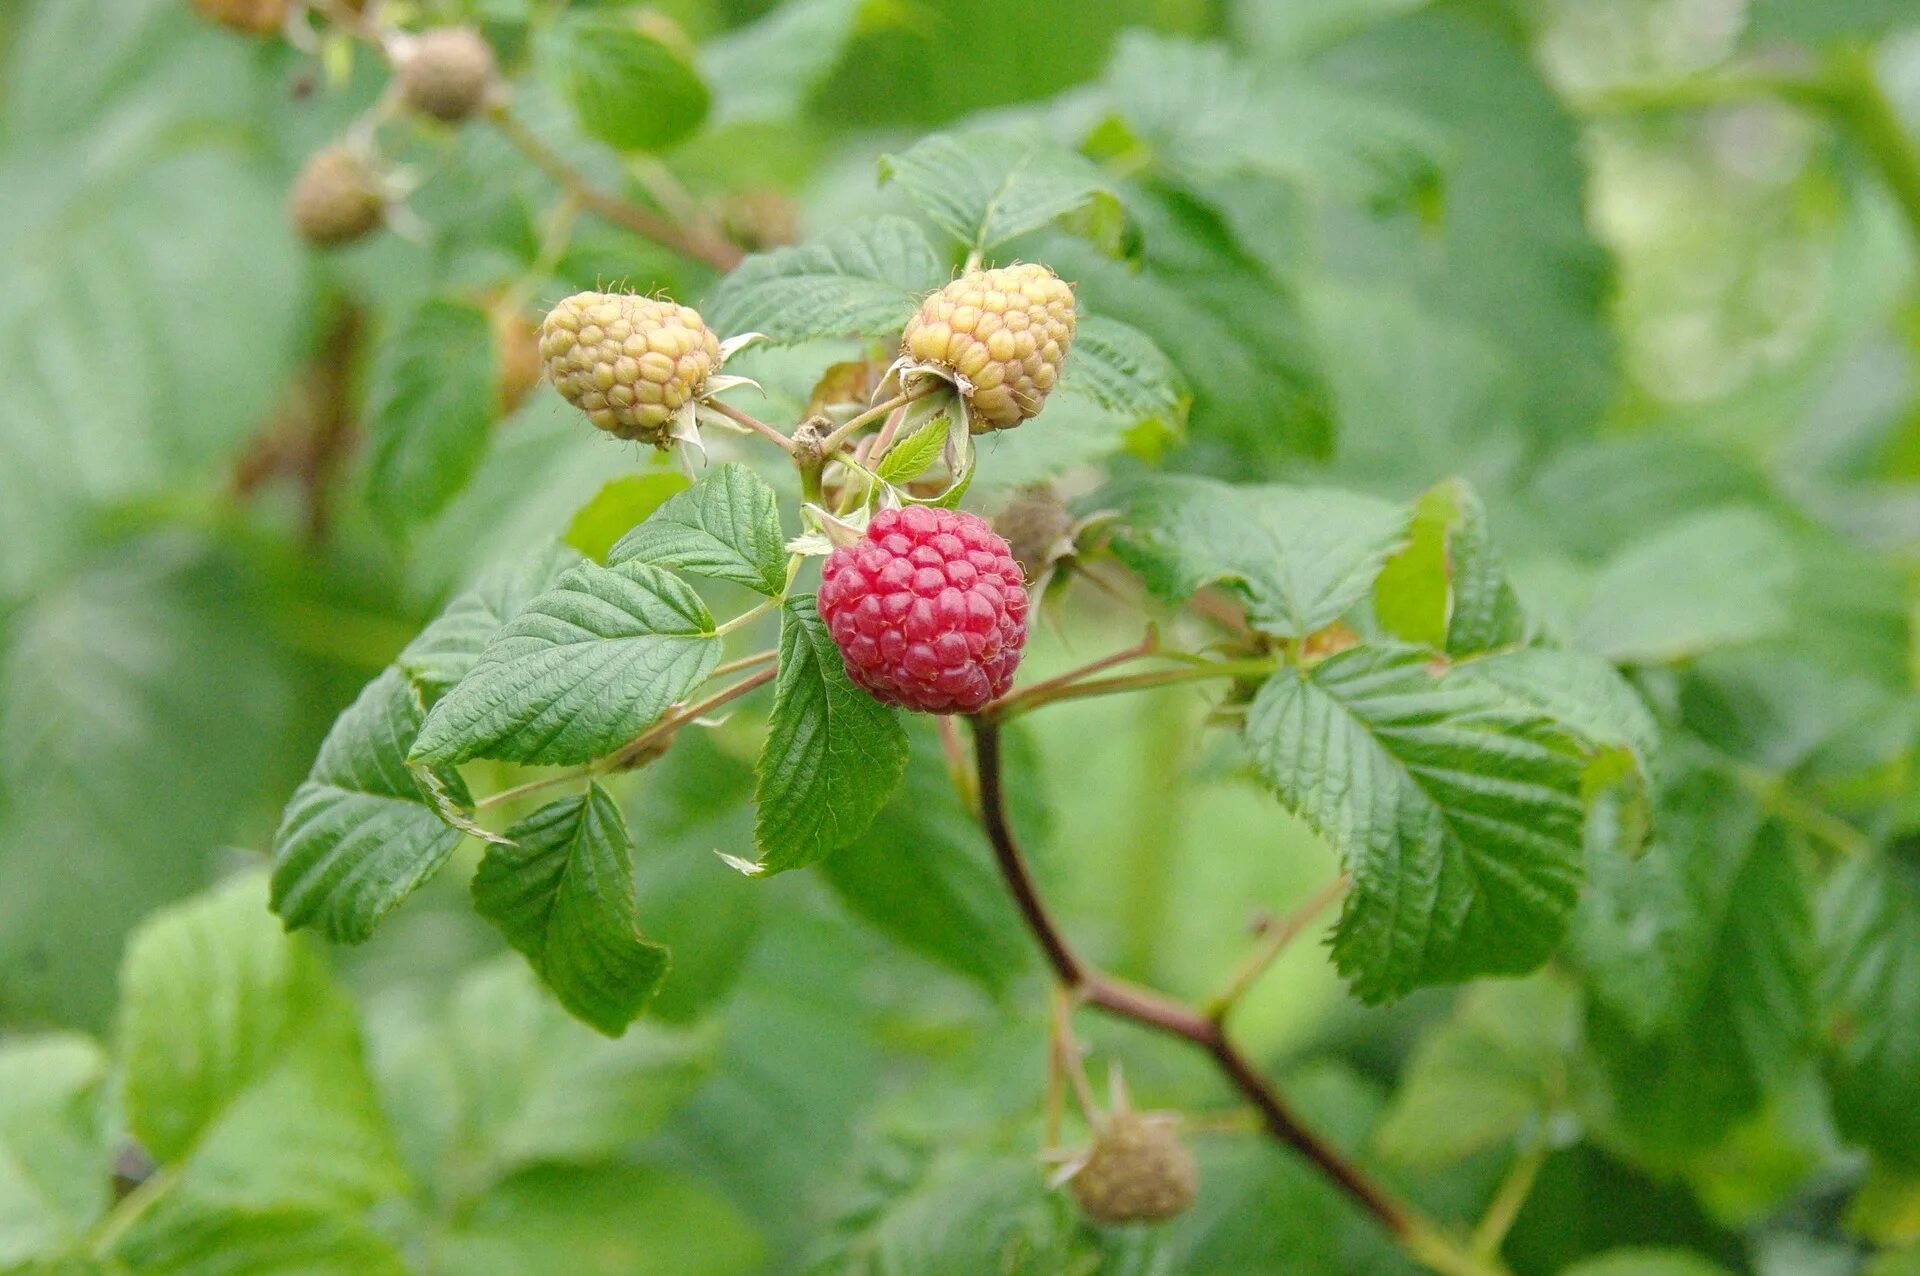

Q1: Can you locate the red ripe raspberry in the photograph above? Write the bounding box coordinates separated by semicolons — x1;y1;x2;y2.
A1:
818;507;1028;714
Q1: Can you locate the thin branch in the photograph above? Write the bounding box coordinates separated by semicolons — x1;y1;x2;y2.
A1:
981;656;1281;723
1470;1140;1548;1260
705;398;796;453
967;719;1480;1265
1204;873;1351;1020
603;664;777;769
471;660;780;812
491;112;742;272
820;391;916;456
709;647;779;679
987;629;1161;718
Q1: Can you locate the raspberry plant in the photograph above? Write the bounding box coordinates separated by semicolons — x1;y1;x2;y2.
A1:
5;2;1920;1276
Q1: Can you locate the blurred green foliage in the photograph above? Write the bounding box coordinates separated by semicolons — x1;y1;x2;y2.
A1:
2;0;1920;1274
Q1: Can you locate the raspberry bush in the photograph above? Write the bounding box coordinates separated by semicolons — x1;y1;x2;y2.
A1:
5;2;1920;1275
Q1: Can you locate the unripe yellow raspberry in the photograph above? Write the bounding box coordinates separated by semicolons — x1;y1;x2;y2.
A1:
900;263;1076;431
1069;1112;1197;1225
187;0;288;34
397;27;498;123
287;146;384;248
539;293;722;444
994;485;1075;585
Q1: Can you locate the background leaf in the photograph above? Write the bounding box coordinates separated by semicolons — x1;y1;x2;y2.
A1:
1573;508;1799;664
118;876;404;1209
1816;849;1920;1170
544;15;710;152
879;128;1128;255
364;300;497;535
0;1036;108;1265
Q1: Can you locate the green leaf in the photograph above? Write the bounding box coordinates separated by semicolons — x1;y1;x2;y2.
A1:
1374;478;1525;655
874;409;953;485
607;463;787;596
1456;648;1659;769
1562;1251;1735;1276
271;668;472;944
1375;977;1576;1167
702;0;863;127
1244;644;1591;1001
879;127;1128;256
118;875;404;1208
544;15;709;152
0;132;302;599
1233;0;1432;60
1101;475;1408;637
398;542;586;708
364;299;497;535
812;1147;1096;1276
1317;7;1616;439
1094;31;1448;205
106;1194;407;1276
1585;793;1814;1161
1573;508;1798;664
436;1164;762;1276
363;959;710;1188
0;1036;109;1265
702;216;944;344
411;560;720;766
0;543;300;1029
1817;851;1920;1171
1311;282;1527;488
1041;180;1332;461
564;473;690;563
1056;315;1187;434
751;596;907;874
1746;0;1915;38
474;784;669;1036
819;719;1036;992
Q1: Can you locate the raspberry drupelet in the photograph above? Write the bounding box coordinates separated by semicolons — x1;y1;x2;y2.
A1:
818;506;1029;714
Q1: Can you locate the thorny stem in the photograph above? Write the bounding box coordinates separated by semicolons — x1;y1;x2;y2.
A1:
490;112;742;272
1203;873;1351;1021
980;655;1281;723
966;719;1499;1275
705;399;796;453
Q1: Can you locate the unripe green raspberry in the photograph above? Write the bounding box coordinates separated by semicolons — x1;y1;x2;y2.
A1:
540;293;722;444
187;0;287;34
287;146;384;248
397;27;498;123
901;263;1076;431
1069;1112;1197;1225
